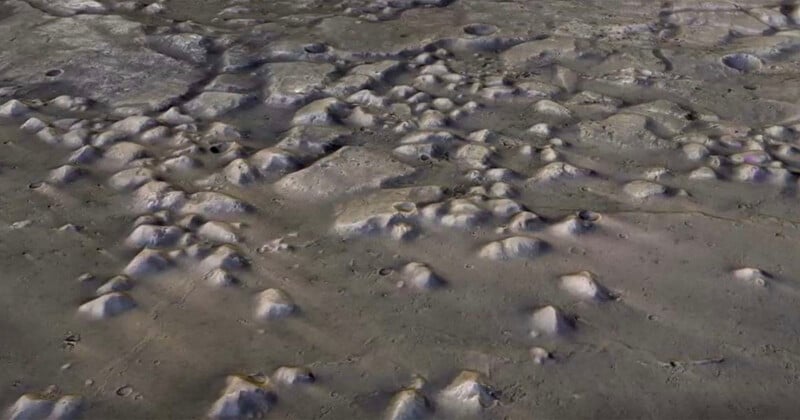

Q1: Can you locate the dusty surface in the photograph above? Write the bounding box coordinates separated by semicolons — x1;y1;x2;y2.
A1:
3;0;800;418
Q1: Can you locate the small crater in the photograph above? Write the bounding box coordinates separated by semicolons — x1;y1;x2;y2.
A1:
45;69;63;77
463;23;497;36
721;53;762;73
303;43;328;54
116;385;133;397
393;201;416;213
578;210;600;222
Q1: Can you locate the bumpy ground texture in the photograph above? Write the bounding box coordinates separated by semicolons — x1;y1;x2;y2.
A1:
3;0;800;419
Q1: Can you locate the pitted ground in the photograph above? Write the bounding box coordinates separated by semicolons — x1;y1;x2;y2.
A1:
3;0;800;419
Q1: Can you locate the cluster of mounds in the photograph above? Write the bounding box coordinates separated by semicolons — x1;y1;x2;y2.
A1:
207;367;501;419
383;370;499;419
6;387;83;420
207;366;318;419
3;0;800;418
